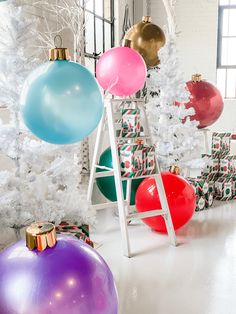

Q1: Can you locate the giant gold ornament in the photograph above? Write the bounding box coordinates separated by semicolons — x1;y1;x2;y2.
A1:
124;16;165;67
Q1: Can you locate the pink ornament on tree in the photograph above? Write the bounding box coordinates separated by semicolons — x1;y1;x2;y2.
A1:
96;42;147;96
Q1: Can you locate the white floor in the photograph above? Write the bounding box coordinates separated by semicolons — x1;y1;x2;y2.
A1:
92;201;236;314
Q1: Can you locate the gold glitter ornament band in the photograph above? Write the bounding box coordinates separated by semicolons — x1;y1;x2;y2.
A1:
192;73;202;82
26;222;57;251
49;48;70;61
169;165;181;175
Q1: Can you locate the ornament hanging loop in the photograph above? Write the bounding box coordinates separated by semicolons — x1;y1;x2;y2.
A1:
49;36;70;61
54;34;63;48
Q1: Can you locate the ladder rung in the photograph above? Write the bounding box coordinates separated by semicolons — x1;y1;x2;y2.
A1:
110;98;144;103
121;173;160;180
127;209;166;221
90;201;128;211
116;135;151;140
94;172;161;180
95;165;113;171
95;171;114;178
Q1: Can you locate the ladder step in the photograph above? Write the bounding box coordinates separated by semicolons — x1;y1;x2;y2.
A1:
121;173;160;180
90;201;128;211
127;209;167;221
95;171;114;178
95;165;113;171
111;98;144;103
94;172;161;180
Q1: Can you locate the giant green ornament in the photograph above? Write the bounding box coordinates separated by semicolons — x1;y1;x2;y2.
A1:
96;147;143;205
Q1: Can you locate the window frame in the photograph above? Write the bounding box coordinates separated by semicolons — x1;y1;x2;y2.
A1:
217;4;236;69
82;0;115;73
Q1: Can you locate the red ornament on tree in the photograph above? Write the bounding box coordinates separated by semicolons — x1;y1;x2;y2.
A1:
176;74;224;129
135;168;196;233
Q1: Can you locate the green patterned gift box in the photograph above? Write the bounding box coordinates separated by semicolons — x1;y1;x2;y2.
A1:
119;143;143;178
214;176;233;201
205;192;214;208
201;154;219;175
219;156;236;175
212;132;231;158
142;145;156;175
121;108;141;138
195;195;206;211
187;177;209;195
201;172;219;183
56;223;94;247
187;177;214;211
201;154;212;175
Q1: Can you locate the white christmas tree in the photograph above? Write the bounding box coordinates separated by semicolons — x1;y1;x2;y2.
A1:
146;0;202;171
0;0;94;243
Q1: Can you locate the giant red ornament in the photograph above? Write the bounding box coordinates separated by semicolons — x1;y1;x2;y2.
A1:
177;74;224;129
135;172;196;233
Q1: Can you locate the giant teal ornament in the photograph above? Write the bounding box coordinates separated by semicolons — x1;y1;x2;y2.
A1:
96;147;143;205
20;48;103;144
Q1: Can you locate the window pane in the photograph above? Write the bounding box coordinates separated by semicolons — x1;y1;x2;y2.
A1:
230;0;236;4
95;0;103;17
104;21;111;51
95;18;103;54
220;0;230;4
222;9;236;36
85;13;94;54
104;0;111;20
85;0;93;11
228;9;236;35
221;37;236;65
217;68;226;98
85;57;95;74
222;9;229;36
226;69;236;98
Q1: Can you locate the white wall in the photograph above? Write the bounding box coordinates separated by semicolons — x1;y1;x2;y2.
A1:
148;0;236;135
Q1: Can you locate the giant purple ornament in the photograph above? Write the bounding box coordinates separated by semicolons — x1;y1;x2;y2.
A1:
0;235;118;314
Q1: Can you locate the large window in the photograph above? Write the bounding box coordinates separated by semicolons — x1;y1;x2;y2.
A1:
217;0;236;98
83;0;115;73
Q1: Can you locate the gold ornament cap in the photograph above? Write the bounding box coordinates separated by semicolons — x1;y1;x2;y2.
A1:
49;48;70;61
142;16;152;23
192;73;202;82
122;39;132;48
169;165;181;175
26;222;57;251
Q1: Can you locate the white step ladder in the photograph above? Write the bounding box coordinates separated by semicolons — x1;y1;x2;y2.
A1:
87;98;177;257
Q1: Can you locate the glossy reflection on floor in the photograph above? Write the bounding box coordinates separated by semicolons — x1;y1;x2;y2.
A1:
92;201;236;314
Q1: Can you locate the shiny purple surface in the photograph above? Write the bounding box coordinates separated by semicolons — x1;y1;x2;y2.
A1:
0;236;118;314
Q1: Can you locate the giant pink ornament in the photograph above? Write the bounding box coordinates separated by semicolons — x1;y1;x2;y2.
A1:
96;46;147;96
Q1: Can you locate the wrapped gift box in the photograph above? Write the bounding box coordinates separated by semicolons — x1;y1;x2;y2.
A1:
201;172;219;183
228;156;236;173
219;158;230;175
205;192;214;208
212;132;231;158
142;145;156;175
121;108;141;138
56;223;94;247
211;158;220;174
214;176;232;201
188;177;209;195
196;195;205;211
119;143;143;177
201;154;212;175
